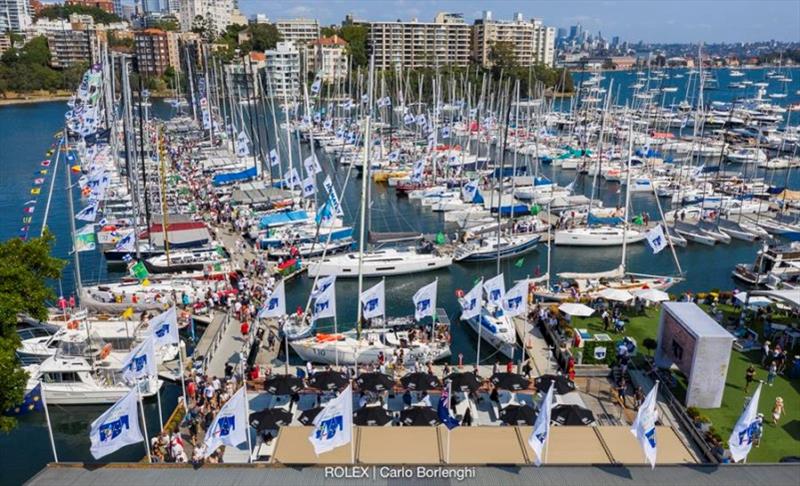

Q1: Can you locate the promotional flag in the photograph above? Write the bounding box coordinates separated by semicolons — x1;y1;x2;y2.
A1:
310;74;322;95
411;159;425;182
259;281;286;318
528;382;555;466
645;225;668;254
120;336;157;384
304;155;323;176
114;231;135;253
302;176;316;198
202;386;248;458
461;179;480;203
322;176;344;216
729;383;762;463
149;307;179;348
312;282;336;321
311;275;336;299
441;126;451;139
437;382;460;429
75;225;96;252
631;383;659;469
283;168;301;189
483;274;506;305
89;388;144;459
360;280;385;320
387;150;400;162
309;384;353;455
460;280;482;320
269;149;280;167
502;280;528;317
129;261;149;280
75;202;99;222
413;280;437;321
404;113;415;125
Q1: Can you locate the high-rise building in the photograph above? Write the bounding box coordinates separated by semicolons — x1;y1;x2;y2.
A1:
263;41;301;98
0;0;33;32
472;11;556;67
178;0;234;34
134;28;172;76
359;12;471;70
569;23;582;40
274;18;320;48
45;15;101;68
250;13;268;24
309;34;348;82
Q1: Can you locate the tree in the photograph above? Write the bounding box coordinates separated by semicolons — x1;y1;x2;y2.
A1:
37;4;121;24
150;17;180;32
191;15;215;43
0;231;65;431
489;41;517;73
339;24;367;68
643;338;658;356
248;23;281;52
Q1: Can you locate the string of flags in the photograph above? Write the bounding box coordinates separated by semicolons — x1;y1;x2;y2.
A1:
19;147;58;241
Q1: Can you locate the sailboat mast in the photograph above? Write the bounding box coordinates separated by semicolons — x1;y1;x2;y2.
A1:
64;128;83;301
356;56;375;341
621;112;634;273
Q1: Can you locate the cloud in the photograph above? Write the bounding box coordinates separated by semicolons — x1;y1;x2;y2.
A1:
288;5;313;16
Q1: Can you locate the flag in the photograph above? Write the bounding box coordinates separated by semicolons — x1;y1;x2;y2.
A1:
24;206;35;214
461;179;480;203
75;225;96;252
33;177;45;185
312;282;336;321
89;388;144;459
304;155;323;175
503;280;528;317
729;383;762;463
114;231;135;253
411;159;425;182
483;274;506;305
149;306;179;348
322;176;344;217
71;165;82;173
413;280;437;321
283;168;301;189
129;261;149;280
259;281;286;318
310;74;322;95
302;176;316;198
121;307;134;320
528;382;555;466
631;382;659;469
41;160;51;167
30;188;41;195
633;215;644;225
309;384;353;455
387;150;400;162
269;149;280;167
202;386;248;458
311;275;336;299
645;225;667;254
3;383;44;416
404;113;415;125
120;336;157;384
514;257;525;268
360;280;385;319
460;280;482;320
437;382;460;430
75;202;99;222
441;126;451;139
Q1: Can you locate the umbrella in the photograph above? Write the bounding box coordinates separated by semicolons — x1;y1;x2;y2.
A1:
297;406;323;426
353;406;393;426
445;372;482;393
534;374;576;395
399;406;439;426
634;288;670;303
264;374;304;395
249;408;293;431
307;370;350;391
551;404;596;426
490;372;531;391
558;302;595;317
499;404;536;425
400;372;440;391
355;372;395;393
597;288;634;302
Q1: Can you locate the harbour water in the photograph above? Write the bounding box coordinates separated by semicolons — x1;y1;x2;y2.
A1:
0;67;798;483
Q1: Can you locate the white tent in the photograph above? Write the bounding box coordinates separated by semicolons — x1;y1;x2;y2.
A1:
634;288;670;303
597;288;634;302
733;292;772;308
558;303;595;317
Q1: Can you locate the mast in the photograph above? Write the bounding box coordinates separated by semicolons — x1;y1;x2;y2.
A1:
64;128;83;301
356;56;375;341
621;111;634;273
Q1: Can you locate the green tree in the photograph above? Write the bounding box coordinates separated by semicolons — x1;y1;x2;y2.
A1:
191;15;215;43
247;23;281;52
339;24;367;68
489;41;517;73
0;231;65;431
37;4;121;24
150;17;180;32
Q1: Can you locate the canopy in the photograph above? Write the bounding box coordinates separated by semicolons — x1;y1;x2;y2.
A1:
212;166;257;186
634;288;670;302
259;210;309;229
733;292;773;307
558;303;595;317
597;288;634;302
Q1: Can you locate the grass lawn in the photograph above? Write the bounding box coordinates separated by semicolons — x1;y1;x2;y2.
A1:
569;304;800;463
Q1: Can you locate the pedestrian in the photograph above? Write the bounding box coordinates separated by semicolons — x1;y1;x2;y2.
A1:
745;365;756;392
772;397;784;425
506;360;513;374
462;406;473;426
753;414;764;447
492;360;499;376
617;379;628;407
240;320;250;339
634;386;645;410
767;362;777;386
762;341;771;366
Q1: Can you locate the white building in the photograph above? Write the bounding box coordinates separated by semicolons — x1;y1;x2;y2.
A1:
264;41;301;99
361;12;471;70
309;34;348;82
273;18;320;48
0;0;32;33
178;0;236;34
472;11;556;67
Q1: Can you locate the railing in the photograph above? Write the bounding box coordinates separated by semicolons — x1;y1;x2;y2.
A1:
200;309;232;373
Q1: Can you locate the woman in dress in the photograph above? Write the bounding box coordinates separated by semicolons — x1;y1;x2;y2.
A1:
772;397;784;425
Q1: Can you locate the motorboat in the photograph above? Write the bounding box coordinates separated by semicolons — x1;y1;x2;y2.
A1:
554;226;646;247
144;249;229;274
458;302;516;359
454;233;540;262
732;242;800;285
307;245;452;278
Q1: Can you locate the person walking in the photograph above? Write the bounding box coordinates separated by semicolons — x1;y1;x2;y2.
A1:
767;362;777;386
745;365;756;392
772;397;784;425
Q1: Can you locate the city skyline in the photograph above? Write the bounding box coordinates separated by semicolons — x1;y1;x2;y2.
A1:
235;0;800;43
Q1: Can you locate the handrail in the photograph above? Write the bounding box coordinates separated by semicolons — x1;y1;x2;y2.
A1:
201;309;232;373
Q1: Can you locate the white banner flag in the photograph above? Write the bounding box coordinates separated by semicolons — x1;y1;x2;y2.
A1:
413;280;437;321
461;178;480;203
728;383;762;463
460;280;483;320
302;176;316;198
304;154;323;175
89;388;144;459
120;336;157;384
322;176;344;217
259;281;286;318
149;306;179;348
503;280;528;317
283;167;301;189
202;386;248;458
269;148;280;167
528;382;555;466
483;274;506;305
645;225;668;254
360;280;385;320
75;202;99;222
309;384;353;455
311;275;336;299
114;230;135;253
630;382;659;469
312;282;336;321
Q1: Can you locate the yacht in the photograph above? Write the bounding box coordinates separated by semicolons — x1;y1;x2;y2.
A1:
144;249;229;274
554;226;646;246
307;246;452;278
454;233;540;262
732;242;800;286
458;302;516;359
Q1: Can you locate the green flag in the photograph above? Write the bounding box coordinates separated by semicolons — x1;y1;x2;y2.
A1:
129;261;149;280
633;215;644;225
514;257;525;268
435;232;447;245
530;204;540;216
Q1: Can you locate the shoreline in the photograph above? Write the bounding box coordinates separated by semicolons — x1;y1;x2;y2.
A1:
0;95;72;107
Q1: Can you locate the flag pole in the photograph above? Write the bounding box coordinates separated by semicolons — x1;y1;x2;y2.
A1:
156;385;164;428
178;339;187;409
242;385;252;463
39;381;59;463
136;380;152;463
476;278;483;368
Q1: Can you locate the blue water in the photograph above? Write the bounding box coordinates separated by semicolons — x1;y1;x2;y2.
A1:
0;68;798;483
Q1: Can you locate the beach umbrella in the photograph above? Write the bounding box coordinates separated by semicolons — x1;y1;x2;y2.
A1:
445;372;482;393
558;303;595;317
400;372;440;391
634;288;670;303
307;370;350;391
249;408;293;431
597;288;634;302
499;404;536;425
490;372;531;391
297;406;324;426
534;374;576;395
263;374;304;395
355;372;395;393
354;406;393;426
551;404;596;426
399;406;439;426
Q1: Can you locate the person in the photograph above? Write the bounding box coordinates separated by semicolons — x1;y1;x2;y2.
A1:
489;387;499;406
753;414;764;448
762;341;771;366
492;360;499;376
187;380;197;403
290;391;300;412
402;389;412;407
772;397;784;425
506;360;514;374
602;309;611;331
745;365;756;392
522;359;532;379
634;386;645;410
240;320;250;339
462;406;473;426
617;379;628;407
767;362;777;386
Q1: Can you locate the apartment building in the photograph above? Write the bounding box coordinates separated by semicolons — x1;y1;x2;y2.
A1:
178;0;236;34
0;0;32;33
274;18;320;48
134;28;172;76
65;0;115;14
263;41;301;98
361;12;470;70
309;34;348;82
472;11;556;67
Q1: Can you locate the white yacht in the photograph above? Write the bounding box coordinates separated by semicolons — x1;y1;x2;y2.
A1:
307;246;452;278
554;226;646;246
458;302;516;359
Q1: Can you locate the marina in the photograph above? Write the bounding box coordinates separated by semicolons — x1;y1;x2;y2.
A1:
0;5;798;485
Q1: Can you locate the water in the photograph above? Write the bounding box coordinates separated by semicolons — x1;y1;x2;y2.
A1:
0;68;798;483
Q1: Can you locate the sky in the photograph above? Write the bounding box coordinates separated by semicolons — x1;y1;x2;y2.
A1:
236;0;800;43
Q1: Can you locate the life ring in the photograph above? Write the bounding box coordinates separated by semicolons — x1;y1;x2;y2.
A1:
99;343;112;360
455;289;465;298
66;320;80;330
